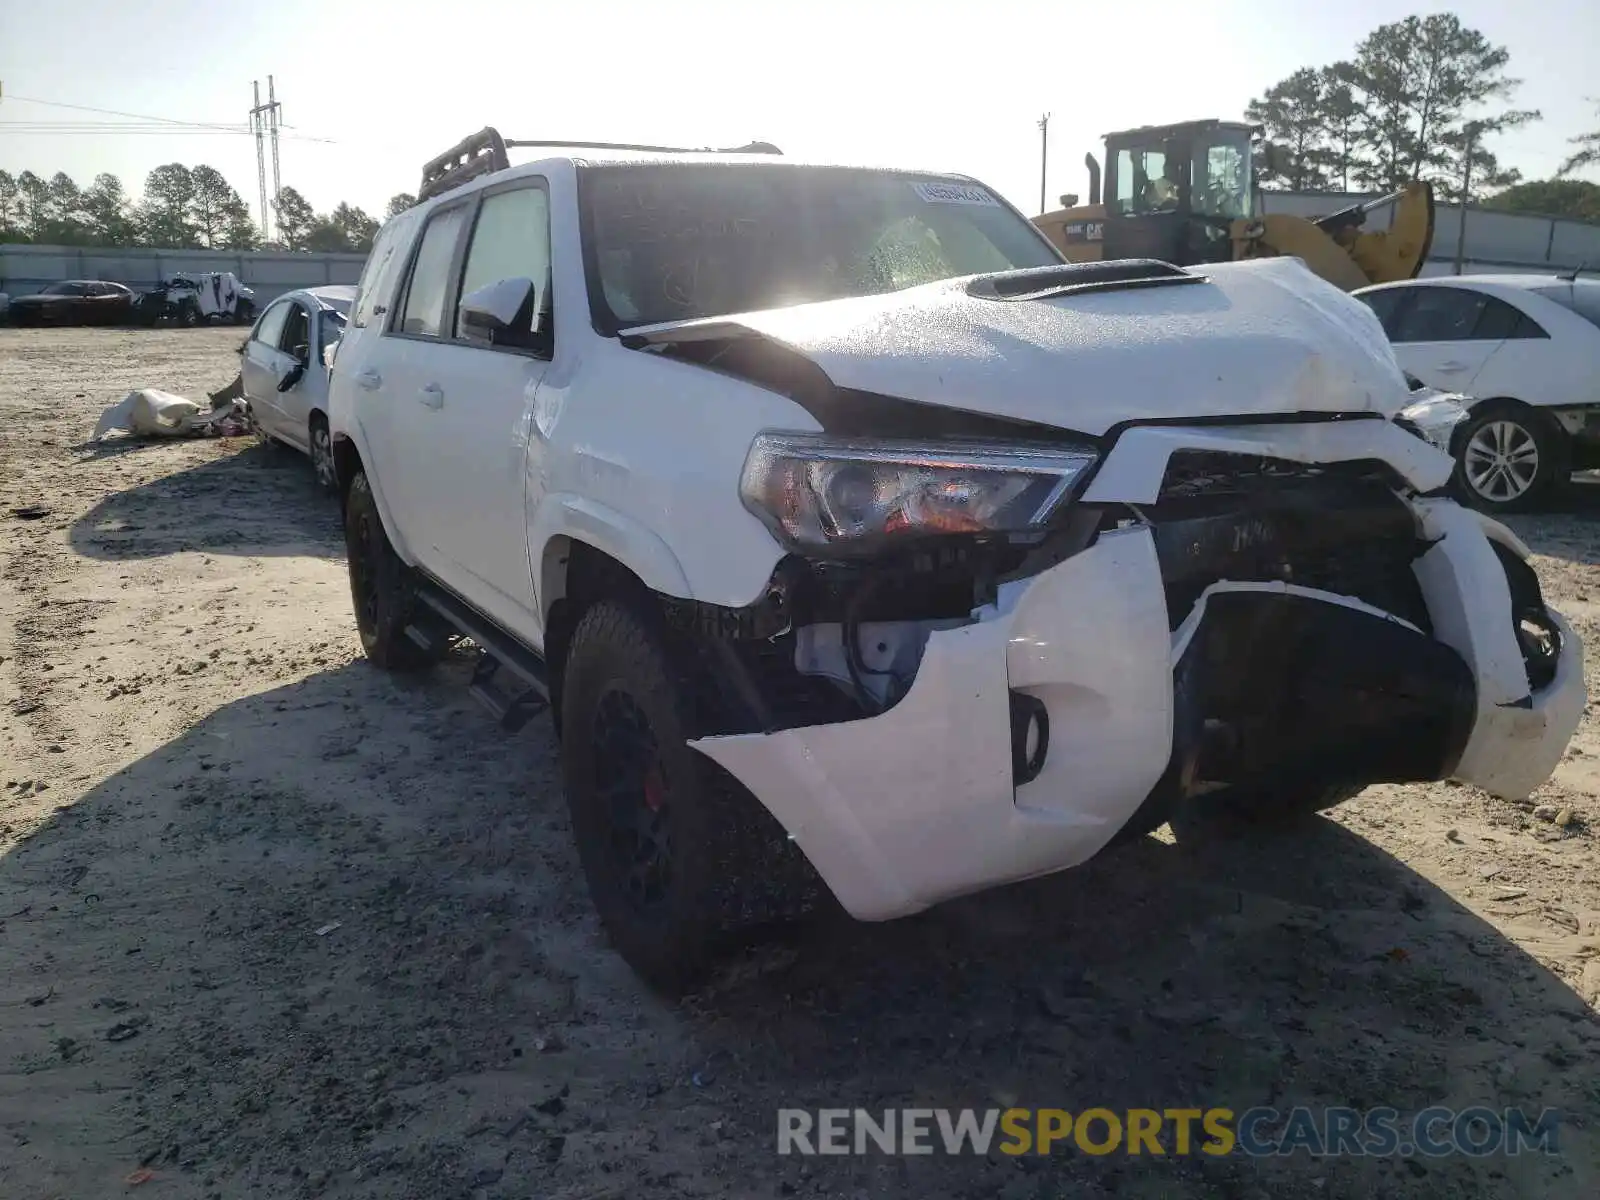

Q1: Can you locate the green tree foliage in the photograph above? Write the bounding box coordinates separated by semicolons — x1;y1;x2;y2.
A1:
1485;179;1600;223
189;165;253;248
273;185;315;250
82;173;138;245
1561;101;1600;177
384;192;416;220
1245;12;1537;200
1247;68;1334;190
16;171;50;241
0;170;19;240
139;163;199;248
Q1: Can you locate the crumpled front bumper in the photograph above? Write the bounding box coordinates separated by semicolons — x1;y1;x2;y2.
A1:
691;425;1586;922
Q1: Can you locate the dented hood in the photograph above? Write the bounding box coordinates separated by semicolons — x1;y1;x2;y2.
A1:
626;257;1411;437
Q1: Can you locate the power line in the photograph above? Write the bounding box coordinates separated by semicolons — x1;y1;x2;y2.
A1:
0;92;336;142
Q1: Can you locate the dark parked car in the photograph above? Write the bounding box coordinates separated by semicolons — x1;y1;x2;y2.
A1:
7;280;139;326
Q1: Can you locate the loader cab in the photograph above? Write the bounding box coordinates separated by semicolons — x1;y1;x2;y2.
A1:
1100;120;1255;265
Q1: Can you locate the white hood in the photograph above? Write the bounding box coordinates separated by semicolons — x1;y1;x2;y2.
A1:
632;257;1411;437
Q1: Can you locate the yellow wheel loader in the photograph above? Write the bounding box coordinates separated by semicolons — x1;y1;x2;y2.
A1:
1033;119;1435;291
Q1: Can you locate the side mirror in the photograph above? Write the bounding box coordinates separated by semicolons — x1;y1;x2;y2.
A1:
277;362;306;392
458;277;537;346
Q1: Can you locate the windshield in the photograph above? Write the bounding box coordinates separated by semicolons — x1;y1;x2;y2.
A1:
578;165;1059;331
1191;130;1252;219
1112;129;1253;219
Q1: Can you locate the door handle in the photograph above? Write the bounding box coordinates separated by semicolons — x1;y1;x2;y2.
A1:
419;383;444;410
354;368;383;391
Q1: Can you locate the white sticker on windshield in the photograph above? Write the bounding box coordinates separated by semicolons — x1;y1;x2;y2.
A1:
913;181;1000;207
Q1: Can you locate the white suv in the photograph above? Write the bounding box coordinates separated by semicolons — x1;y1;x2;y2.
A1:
328;129;1584;991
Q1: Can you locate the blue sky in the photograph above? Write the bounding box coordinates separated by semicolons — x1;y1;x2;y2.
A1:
1;0;1595;226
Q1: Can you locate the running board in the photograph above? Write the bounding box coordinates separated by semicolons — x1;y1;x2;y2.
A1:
411;584;551;731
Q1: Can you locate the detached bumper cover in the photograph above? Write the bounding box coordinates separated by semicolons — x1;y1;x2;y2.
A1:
692;428;1585;922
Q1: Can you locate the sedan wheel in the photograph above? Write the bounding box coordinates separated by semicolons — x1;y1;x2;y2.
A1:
310;420;337;493
1455;407;1562;513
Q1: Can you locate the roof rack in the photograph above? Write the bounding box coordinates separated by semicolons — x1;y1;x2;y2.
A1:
417;127;782;202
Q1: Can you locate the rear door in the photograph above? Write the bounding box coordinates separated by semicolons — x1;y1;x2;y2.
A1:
366;199;475;577
1459;295;1561;406
1385;285;1504;394
418;178;555;628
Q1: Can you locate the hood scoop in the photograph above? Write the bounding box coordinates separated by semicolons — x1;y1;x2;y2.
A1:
966;258;1208;303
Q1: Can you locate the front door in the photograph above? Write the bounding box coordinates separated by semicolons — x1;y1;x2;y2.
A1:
407;180;555;630
241;300;296;439
1385;285;1505;394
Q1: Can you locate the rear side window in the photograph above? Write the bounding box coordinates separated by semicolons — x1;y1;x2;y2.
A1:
1471;295;1547;340
1356;288;1406;334
1534;284;1600;331
454;183;553;347
352;217;410;329
1390;287;1488;343
397;206;469;337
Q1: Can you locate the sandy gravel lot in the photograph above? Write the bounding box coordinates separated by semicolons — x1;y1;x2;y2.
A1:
1;325;1598;1200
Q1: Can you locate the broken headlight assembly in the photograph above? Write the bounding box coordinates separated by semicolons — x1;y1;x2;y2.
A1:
1395;393;1470;453
739;433;1097;555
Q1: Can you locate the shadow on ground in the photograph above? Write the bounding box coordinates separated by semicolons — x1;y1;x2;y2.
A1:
68;440;340;561
2;655;1595;1199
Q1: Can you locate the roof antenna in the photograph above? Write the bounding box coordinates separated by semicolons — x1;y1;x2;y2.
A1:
1558;261;1589;282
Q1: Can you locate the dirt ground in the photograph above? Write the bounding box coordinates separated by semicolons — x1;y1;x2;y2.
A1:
1;325;1598;1200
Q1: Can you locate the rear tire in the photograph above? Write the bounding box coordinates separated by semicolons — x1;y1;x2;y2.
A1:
1452;403;1566;513
560;599;796;994
342;471;434;671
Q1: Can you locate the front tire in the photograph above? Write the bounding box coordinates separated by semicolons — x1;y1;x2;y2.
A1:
561;600;792;994
1454;403;1565;513
309;415;338;494
343;471;434;670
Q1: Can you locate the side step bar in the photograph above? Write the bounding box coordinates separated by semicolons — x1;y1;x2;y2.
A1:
407;583;551;732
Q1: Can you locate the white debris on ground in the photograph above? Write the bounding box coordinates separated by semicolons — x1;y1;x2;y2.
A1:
91;387;249;441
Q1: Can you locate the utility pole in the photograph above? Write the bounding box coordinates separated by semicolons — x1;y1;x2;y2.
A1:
250;80;269;241
249;77;284;242
1453;122;1480;276
268;75;282;221
1038;113;1051;214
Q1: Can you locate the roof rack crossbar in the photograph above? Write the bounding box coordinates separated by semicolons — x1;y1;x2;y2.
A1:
417;129;783;202
418;127;511;203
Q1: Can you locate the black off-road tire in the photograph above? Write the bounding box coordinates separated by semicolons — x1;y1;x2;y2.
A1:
560;598;806;994
343;471;434;671
1168;782;1363;842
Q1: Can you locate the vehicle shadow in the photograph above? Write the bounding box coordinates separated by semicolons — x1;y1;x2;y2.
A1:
67;440;340;561
3;658;1595;1199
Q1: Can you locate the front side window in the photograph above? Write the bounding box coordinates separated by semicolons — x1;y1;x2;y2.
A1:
397;205;469;338
280;304;310;358
44;281;85;296
1390;287;1489;343
1357;288;1407;334
454;184;552;346
252;300;293;348
578;165;1058;332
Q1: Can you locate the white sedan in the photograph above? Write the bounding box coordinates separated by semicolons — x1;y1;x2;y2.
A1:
1354;273;1600;511
240;285;356;491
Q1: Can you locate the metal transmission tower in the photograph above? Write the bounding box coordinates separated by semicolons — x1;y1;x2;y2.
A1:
249;78;283;241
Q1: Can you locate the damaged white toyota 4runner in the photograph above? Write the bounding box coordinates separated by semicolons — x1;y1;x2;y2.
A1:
328;129;1585;991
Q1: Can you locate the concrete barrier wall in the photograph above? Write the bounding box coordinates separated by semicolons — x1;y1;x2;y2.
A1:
0;243;369;306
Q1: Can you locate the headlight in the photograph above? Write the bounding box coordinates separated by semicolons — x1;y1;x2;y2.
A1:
739;433;1097;555
1396;394;1470;453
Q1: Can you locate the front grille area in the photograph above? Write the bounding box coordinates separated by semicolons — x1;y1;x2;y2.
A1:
1147;451;1431;630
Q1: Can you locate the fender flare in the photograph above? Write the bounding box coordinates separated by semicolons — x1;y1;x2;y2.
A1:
531;494;694;617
